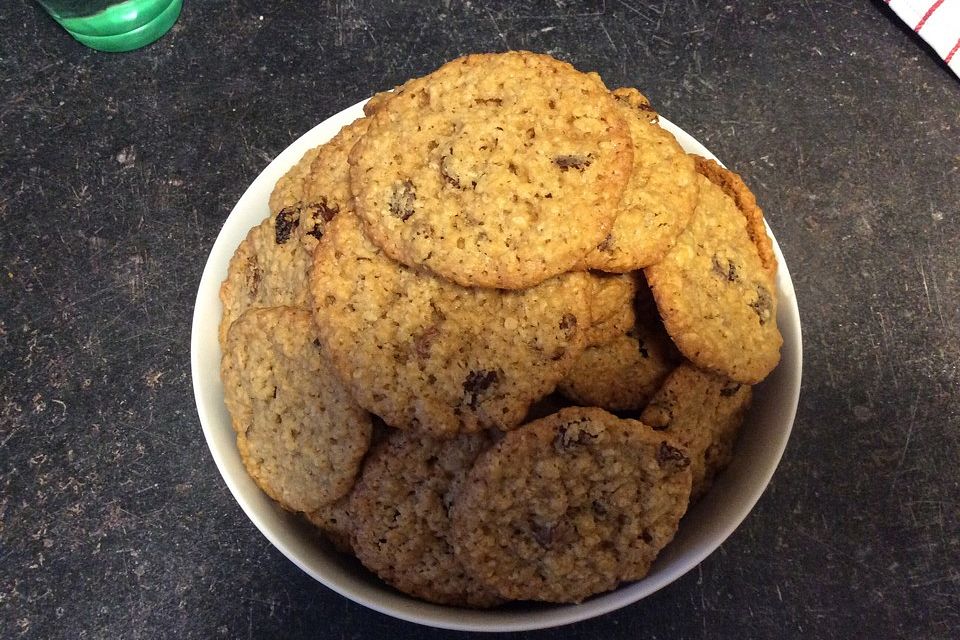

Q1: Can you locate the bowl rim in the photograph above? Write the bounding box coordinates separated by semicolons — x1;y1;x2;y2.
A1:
191;98;803;632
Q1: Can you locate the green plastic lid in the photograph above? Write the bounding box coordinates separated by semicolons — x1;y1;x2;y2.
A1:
49;0;183;52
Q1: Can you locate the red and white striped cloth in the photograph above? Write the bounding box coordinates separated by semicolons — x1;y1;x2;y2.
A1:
886;0;960;77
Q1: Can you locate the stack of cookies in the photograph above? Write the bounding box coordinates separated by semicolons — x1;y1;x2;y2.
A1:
218;51;782;605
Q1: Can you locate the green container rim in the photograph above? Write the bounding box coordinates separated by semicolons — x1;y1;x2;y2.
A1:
55;0;182;52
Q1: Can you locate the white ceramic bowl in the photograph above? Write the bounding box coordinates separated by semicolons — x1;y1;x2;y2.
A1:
191;99;802;632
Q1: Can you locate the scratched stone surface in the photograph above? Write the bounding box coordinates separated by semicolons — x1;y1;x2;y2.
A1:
1;1;958;638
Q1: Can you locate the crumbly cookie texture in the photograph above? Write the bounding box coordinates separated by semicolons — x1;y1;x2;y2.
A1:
451;407;692;603
579;88;699;272
221;307;373;513
311;213;591;437
218;117;369;348
348;430;503;607
644;168;782;384
641;363;752;501
559;280;680;411
350;51;634;289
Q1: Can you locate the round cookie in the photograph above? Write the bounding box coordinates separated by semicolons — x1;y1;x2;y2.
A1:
644;166;782;384
450;407;692;603
310;213;591;437
558;323;679;412
350;51;634;289
641;363;752;502
221;307;373;513
218;117;369;348
348;430;503;607
579;88;699;272
560;275;679;410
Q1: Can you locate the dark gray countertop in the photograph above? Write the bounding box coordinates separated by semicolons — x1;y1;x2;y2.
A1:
2;1;958;638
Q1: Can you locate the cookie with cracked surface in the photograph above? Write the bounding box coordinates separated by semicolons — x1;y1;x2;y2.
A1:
450;407;692;603
644;169;782;384
558;282;680;411
218;118;369;348
350;51;634;289
578;88;699;272
640;363;752;502
348;430;503;607
310;213;591;437
221;307;373;514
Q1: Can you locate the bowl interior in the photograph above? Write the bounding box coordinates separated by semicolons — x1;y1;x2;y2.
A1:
191;100;802;632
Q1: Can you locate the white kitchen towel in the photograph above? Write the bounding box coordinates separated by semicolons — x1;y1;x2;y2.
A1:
886;0;960;77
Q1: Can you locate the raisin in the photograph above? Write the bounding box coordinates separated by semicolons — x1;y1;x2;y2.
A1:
312;338;322;348
553;154;593;172
559;313;578;339
749;284;773;325
274;206;301;244
474;97;503;106
656;441;689;469
711;255;739;282
463;369;498;410
316;197;339;222
720;383;742;397
303;198;339;240
389;180;416;221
